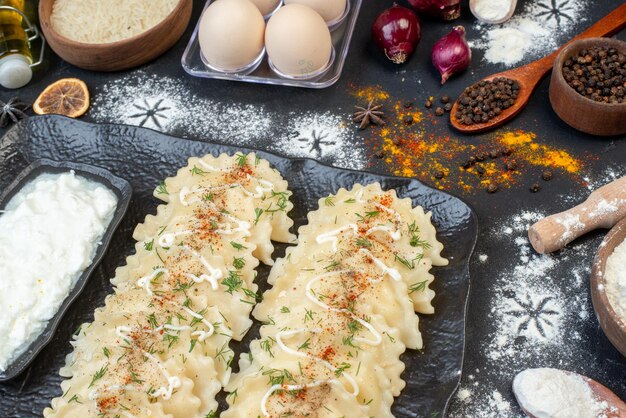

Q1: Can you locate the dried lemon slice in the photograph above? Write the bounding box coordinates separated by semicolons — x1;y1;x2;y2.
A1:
33;78;90;118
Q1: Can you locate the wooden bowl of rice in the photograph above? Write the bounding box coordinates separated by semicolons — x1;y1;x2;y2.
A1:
39;0;193;71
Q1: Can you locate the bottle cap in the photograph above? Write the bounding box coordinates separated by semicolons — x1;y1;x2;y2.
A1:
0;55;32;89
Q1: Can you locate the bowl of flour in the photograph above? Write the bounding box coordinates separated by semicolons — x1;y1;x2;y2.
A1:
592;216;626;357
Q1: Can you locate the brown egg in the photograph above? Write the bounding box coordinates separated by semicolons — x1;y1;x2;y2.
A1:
249;0;282;16
265;4;332;78
283;0;347;22
198;0;265;72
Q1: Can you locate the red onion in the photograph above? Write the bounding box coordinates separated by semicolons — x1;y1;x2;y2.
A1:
432;26;471;84
371;5;421;65
407;0;461;21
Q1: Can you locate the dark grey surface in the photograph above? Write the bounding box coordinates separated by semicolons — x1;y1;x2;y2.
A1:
0;158;132;382
0;115;476;417
0;0;624;416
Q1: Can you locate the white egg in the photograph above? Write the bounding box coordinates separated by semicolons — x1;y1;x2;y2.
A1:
198;0;265;72
283;0;347;22
265;4;332;77
248;0;282;16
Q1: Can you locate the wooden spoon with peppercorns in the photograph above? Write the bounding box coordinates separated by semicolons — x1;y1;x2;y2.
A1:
450;2;626;134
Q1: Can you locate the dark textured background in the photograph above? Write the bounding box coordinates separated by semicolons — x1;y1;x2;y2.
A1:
0;0;624;416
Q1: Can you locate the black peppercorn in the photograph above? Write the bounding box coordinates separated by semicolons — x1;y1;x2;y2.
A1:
444;103;452;112
455;77;520;125
475;165;485;175
530;183;541;193
505;161;518;171
435;107;445;116
542;171;553;181
404;115;413;125
375;150;385;159
425;100;433;108
434;171;445;179
487;183;498;193
441;95;450;104
562;46;626;102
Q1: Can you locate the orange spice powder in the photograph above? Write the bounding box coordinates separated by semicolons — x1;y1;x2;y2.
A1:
350;85;588;193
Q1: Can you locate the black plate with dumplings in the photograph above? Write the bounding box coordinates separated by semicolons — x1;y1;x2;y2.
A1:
0;115;477;417
0;158;132;383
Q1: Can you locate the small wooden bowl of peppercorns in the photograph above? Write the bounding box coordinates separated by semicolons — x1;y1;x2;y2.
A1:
549;38;626;136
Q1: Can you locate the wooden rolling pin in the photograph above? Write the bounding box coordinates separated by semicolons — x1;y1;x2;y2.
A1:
529;176;626;254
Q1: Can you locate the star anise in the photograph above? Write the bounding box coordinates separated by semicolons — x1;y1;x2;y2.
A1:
352;100;385;130
0;97;29;128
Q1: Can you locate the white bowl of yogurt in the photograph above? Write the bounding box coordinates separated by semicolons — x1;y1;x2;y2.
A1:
0;159;132;380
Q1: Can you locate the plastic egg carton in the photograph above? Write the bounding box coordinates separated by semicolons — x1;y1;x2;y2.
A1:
181;0;362;89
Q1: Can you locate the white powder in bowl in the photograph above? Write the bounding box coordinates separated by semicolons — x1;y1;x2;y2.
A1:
605;237;626;322
473;0;511;22
513;368;606;418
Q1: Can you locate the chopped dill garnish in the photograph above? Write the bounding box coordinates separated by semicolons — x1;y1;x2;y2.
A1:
298;338;311;351
324;260;341;270
395;254;416;269
88;365;108;388
409;280;428;294
365;210;380;218
254;208;263;225
189;165;208;176
230;241;247;250
242;287;259;302
347;319;362;334
147;313;159;329
222;271;243;294
324;196;335;207
235;153;248;167
355;237;372;248
233;257;246;270
263;368;295;386
260;337;276;358
304;308;315;323
334;362;351;376
143;239;154;251
156;181;168;195
163;333;179;348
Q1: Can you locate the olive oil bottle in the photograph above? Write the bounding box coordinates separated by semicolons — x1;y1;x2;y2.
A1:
0;0;33;88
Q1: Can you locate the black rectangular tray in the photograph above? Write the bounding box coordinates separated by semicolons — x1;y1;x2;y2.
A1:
0;115;477;417
0;158;132;382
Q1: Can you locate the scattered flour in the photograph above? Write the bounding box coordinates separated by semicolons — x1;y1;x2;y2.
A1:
449;205;611;418
513;368;609;418
605;238;626;323
273;111;366;168
470;0;589;66
90;71;366;171
478;254;488;263
589;199;623;218
554;213;586;244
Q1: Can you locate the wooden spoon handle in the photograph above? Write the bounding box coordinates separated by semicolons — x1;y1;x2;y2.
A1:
530;3;626;76
528;176;626;254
